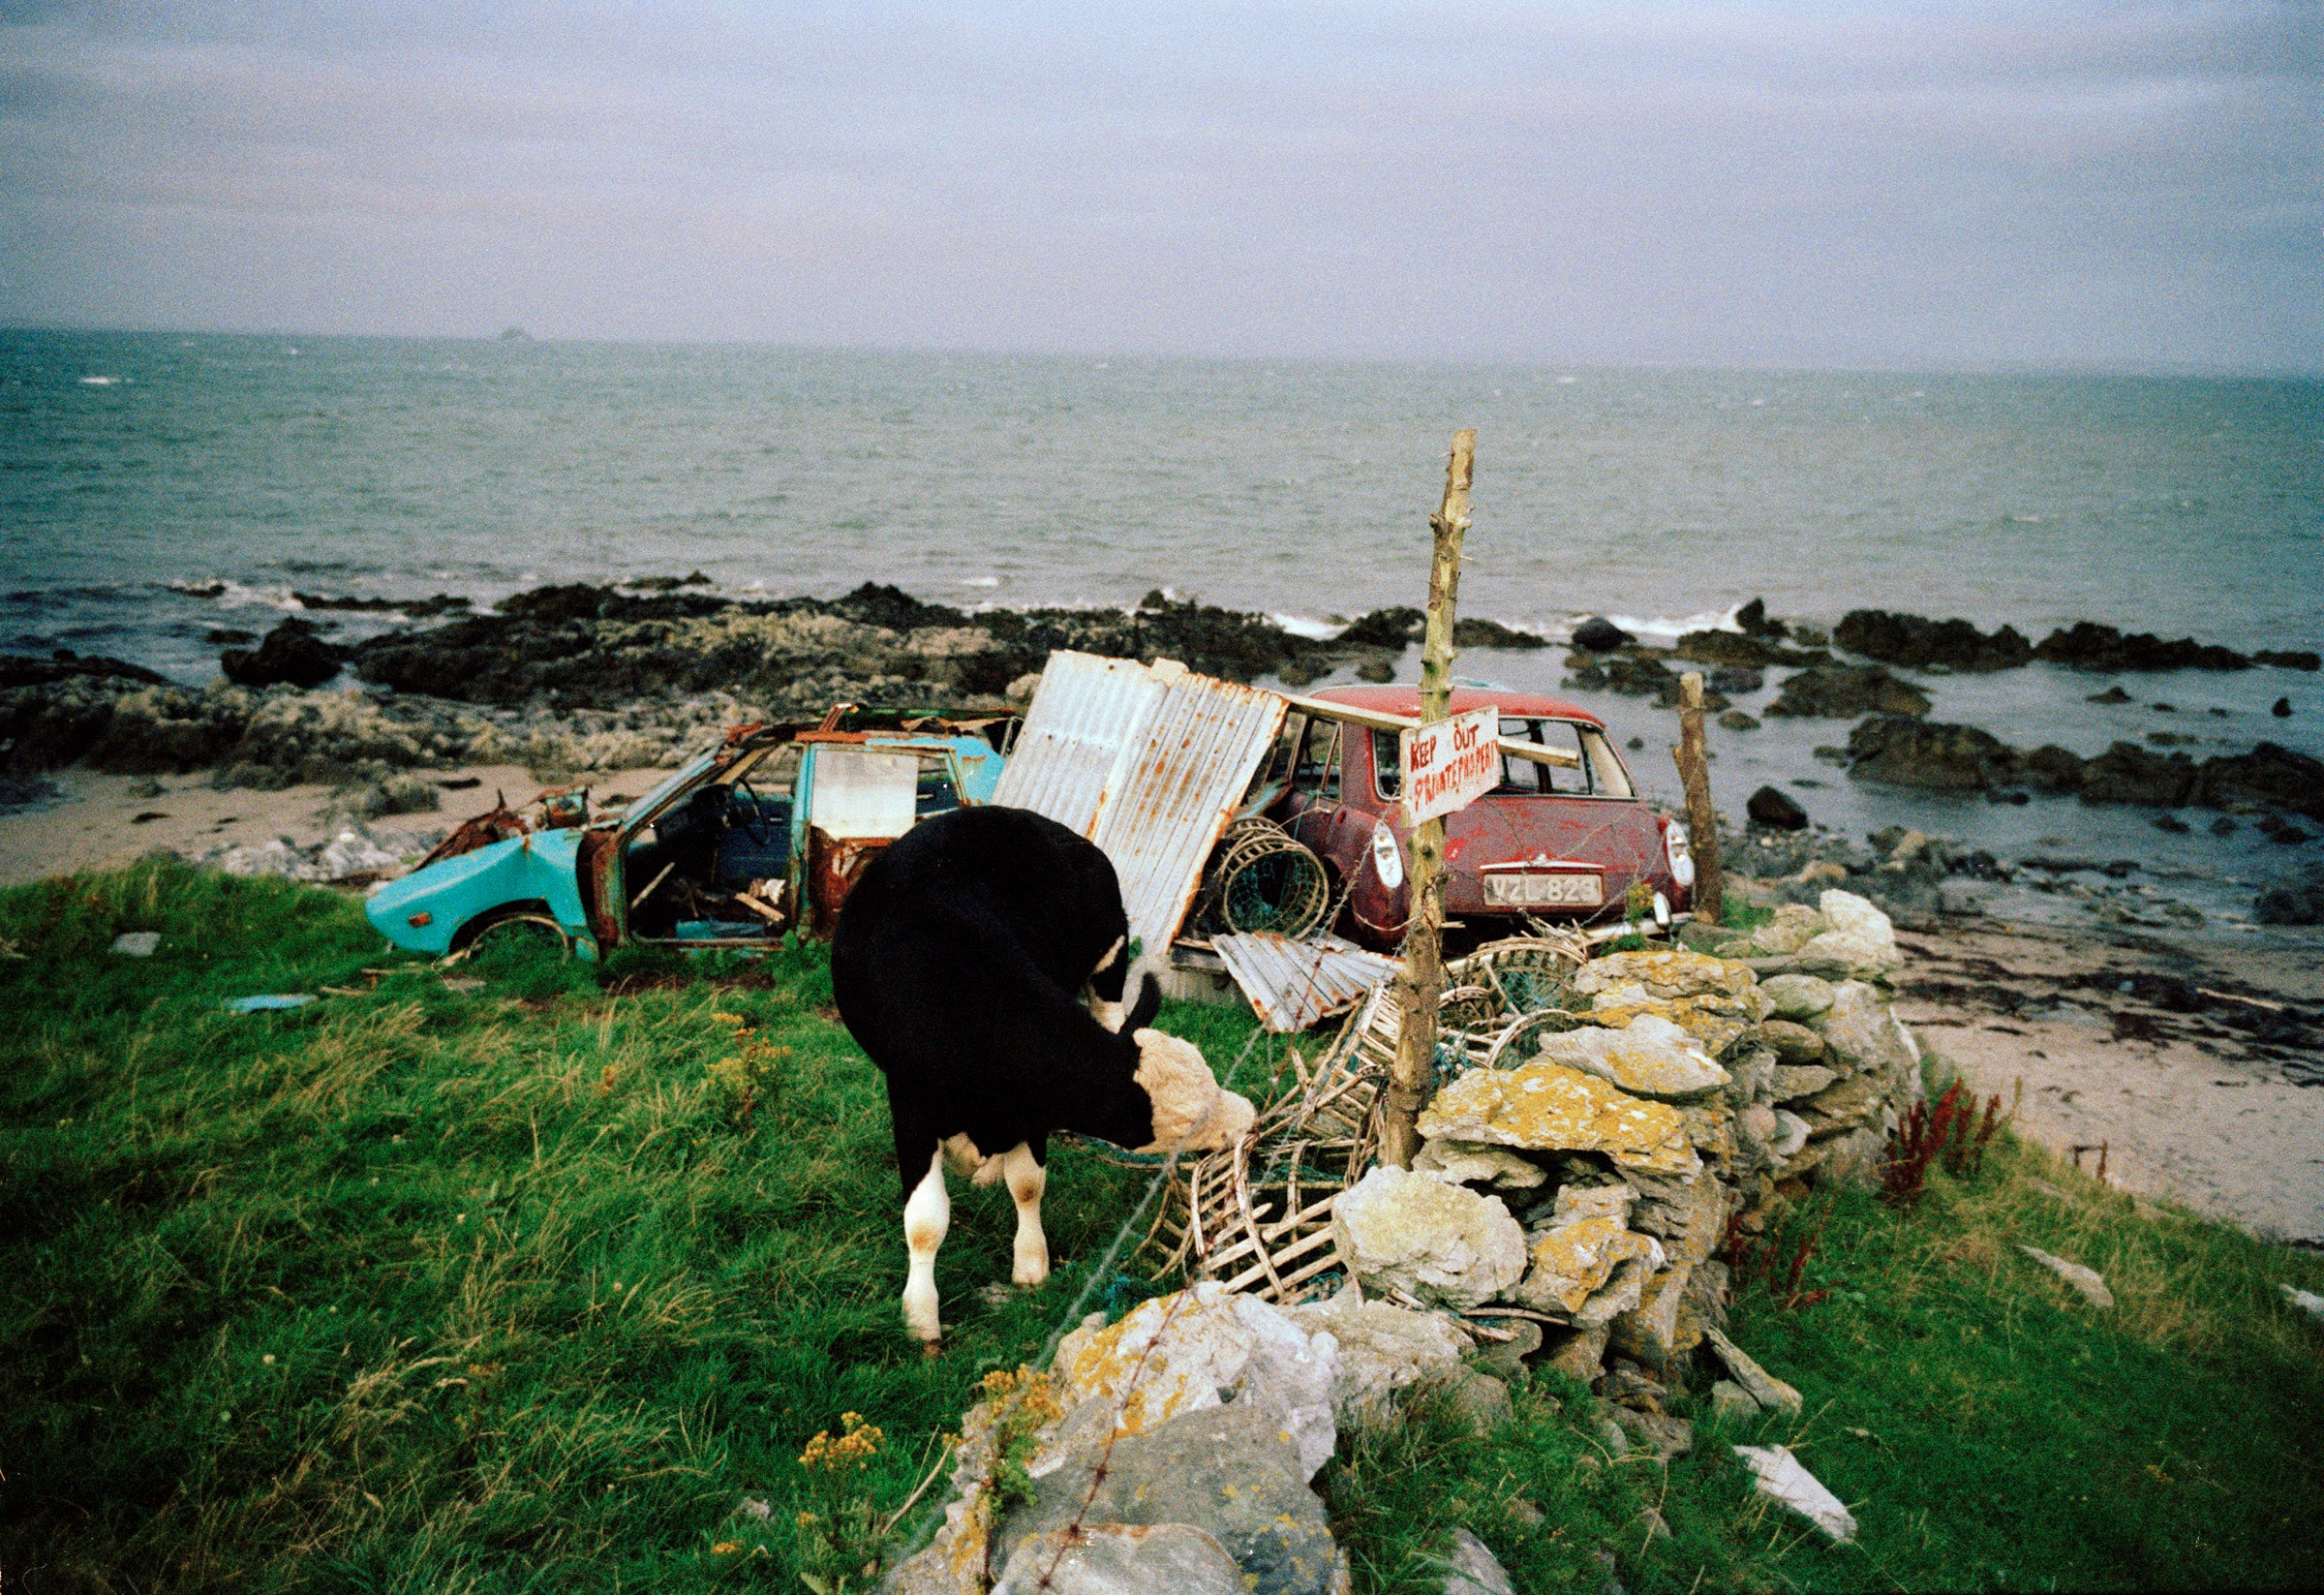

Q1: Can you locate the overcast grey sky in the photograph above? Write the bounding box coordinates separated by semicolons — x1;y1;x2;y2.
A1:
2;1;2317;370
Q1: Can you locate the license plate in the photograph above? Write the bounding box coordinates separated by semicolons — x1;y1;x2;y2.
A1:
1484;872;1604;908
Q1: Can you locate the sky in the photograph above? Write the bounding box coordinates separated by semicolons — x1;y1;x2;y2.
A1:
0;1;2318;372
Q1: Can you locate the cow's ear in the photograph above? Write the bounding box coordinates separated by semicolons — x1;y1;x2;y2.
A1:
1123;972;1162;1035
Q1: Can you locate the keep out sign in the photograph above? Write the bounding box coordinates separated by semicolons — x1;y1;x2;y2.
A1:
1400;706;1500;825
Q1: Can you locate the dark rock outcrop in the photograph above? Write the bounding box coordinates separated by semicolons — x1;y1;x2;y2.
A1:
1766;665;1932;720
2077;742;2197;809
1452;617;1548;649
2255;650;2321;671
1845;716;2021;789
2191;741;2324;821
2255;862;2324;926
1734;597;1787;637
1747;785;1809;830
2034;623;2250;672
1834;610;2033;671
219;619;347;690
1572;616;1633;652
0;652;170;690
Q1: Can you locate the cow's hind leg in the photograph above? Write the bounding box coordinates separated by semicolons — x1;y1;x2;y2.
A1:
902;1148;950;1345
1000;1142;1050;1287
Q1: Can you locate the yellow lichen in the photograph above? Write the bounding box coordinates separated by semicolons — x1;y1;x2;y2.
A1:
1417;1061;1699;1175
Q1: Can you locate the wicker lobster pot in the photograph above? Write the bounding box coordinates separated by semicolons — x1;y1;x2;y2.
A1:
1142;933;1588;1302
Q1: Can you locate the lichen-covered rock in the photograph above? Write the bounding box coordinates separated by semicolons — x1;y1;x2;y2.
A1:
1418;1061;1700;1177
1572;948;1758;1004
994;1404;1340;1595
1817;1127;1885;1189
1052;1282;1338;1479
1792;889;1903;981
1531;1015;1731;1101
1609;1261;1693;1366
1770;1064;1838;1102
992;1523;1246;1595
1814;981;1920;1078
1512;1216;1662;1315
1581;992;1752;1058
1280;1287;1471;1424
1330;1168;1527;1311
1415;1139;1548;1190
1739;904;1826;956
1799;1075;1882;1136
1759;1020;1826;1065
1758;973;1836;1020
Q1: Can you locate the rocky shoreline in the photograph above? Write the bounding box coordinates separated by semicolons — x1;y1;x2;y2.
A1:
3;581;2319;923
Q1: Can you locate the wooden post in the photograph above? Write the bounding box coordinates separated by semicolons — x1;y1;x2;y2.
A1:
1670;671;1723;928
1382;428;1475;1170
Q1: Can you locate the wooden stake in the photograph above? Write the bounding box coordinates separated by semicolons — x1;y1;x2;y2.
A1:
1382;428;1474;1170
1670;671;1723;928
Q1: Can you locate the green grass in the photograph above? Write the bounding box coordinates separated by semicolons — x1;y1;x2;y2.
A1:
4;863;2322;1592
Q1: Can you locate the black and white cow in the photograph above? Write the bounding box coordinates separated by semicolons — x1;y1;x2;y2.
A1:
831;804;1256;1343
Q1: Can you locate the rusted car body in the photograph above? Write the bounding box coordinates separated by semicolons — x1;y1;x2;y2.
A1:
365;716;1010;960
1261;686;1693;950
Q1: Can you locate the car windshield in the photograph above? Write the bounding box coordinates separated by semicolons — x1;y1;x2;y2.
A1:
1373;718;1633;799
619;748;723;834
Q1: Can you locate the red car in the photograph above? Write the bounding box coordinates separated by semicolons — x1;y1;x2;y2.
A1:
1261;686;1695;950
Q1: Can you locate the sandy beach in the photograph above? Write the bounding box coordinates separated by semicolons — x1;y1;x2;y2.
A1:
0;763;673;890
1891;920;2324;1244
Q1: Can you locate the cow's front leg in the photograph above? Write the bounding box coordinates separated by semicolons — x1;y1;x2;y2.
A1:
1000;1142;1049;1287
902;1148;950;1344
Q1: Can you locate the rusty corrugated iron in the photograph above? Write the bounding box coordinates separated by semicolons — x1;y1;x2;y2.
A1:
994;651;1287;966
989;652;1163;834
1209;931;1403;1033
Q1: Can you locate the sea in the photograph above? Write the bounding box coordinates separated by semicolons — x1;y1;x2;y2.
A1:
4;329;2321;930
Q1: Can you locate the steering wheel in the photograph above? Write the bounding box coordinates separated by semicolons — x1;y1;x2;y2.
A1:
729;780;777;844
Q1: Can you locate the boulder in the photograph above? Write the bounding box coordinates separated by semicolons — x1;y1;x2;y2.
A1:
1443;1369;1514;1436
1745;785;1808;830
1548;1181;1638;1227
1330;1168;1528;1311
1582;992;1752;1058
2193;741;2324;822
1708;1380;1759;1424
1417;1061;1700;1176
1799;1075;1882;1136
1053;1282;1339;1480
1609;1405;1695;1461
994;1404;1339;1595
1770;1111;1811;1159
1813;980;1919;1077
992;1523;1246;1595
219;618;347;690
1280;1288;1471;1424
1415;1139;1548;1190
1792;890;1902;981
1741;905;1825;957
1466;1317;1544;1382
1533;1015;1731;1100
1760;1022;1827;1066
1574;1256;1657;1328
1817;1127;1886;1189
1435;1527;1517;1595
1758;972;1835;1020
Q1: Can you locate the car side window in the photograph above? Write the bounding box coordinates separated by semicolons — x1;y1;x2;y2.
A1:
1495;720;1594;795
1373;727;1401;799
1294;718;1341;799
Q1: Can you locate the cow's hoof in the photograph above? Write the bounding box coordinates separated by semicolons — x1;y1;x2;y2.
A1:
1013;1262;1050;1289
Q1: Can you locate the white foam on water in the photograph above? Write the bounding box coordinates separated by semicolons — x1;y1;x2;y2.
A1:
1596;602;1745;641
78;375;117;385
1269;611;1344;641
959;576;1000;588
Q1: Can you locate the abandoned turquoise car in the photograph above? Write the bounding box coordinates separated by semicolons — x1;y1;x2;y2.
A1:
365;718;1011;962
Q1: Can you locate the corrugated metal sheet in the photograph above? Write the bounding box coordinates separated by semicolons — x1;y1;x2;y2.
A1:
993;651;1287;964
1210;931;1403;1033
989;652;1161;833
